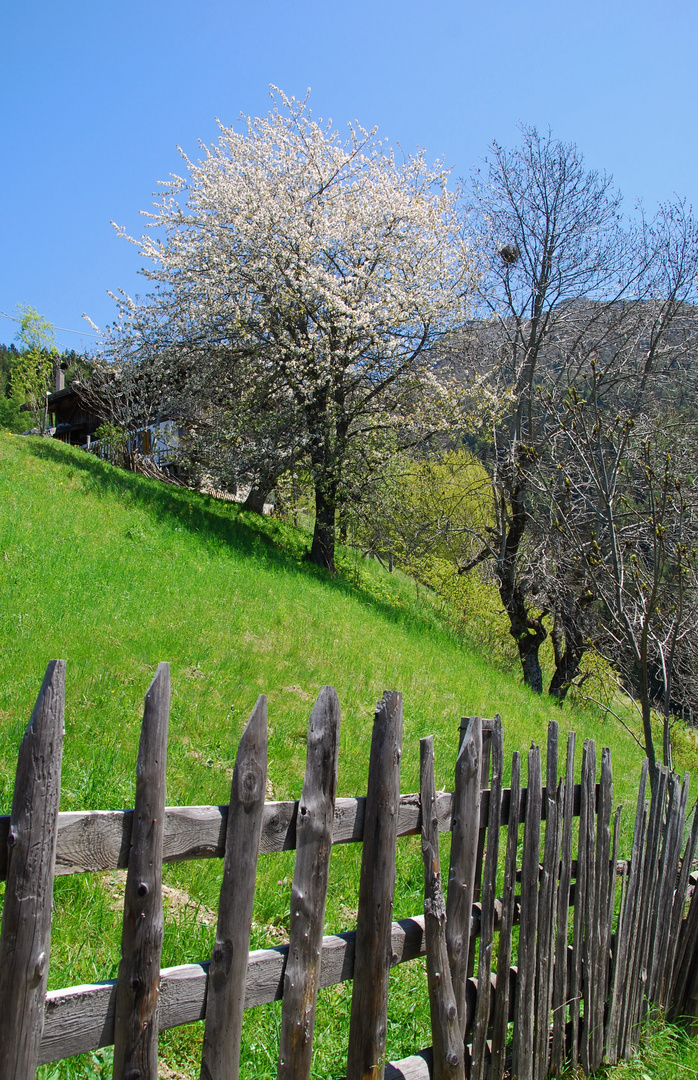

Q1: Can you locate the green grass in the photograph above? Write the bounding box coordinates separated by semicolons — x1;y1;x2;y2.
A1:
1;431;697;1078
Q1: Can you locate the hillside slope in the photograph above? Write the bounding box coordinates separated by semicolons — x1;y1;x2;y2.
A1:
0;432;693;1078
0;433;654;806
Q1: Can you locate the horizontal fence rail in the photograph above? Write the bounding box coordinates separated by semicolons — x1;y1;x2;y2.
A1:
1;661;698;1080
0;784;601;879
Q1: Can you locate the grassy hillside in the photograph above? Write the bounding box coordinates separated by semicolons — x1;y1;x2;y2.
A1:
0;432;696;1078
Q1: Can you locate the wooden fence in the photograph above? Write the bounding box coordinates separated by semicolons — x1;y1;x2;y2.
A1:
1;661;698;1079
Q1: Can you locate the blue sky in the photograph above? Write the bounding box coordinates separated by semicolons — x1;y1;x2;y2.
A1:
1;0;697;354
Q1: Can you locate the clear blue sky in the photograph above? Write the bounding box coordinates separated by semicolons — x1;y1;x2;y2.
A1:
2;0;696;354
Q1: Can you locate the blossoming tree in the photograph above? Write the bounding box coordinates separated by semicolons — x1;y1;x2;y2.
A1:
112;90;472;571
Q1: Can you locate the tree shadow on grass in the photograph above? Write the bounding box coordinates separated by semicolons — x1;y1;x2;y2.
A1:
26;439;453;641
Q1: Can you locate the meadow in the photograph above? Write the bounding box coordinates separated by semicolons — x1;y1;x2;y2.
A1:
1;431;697;1078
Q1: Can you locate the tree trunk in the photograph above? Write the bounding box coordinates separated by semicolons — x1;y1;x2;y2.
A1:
548;611;587;702
494;483;547;692
243;485;268;514
517;627;546;694
499;583;547;694
309;479;337;573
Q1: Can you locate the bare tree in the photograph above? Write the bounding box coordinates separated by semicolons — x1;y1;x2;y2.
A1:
452;124;641;692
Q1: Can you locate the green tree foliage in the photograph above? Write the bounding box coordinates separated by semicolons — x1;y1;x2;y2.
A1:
9;305;58;427
0;344;25;432
348;449;518;665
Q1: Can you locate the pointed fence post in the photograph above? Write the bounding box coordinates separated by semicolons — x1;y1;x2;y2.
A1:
112;663;170;1080
278;687;341;1080
346;691;403;1080
0;660;65;1080
420;735;465;1080
200;696;268;1080
446;716;482;1037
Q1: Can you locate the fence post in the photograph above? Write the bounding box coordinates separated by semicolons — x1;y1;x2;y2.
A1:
512;744;542;1080
489;749;520;1080
446;716;482;1037
200;695;268;1080
550;731;576;1076
420;735;465;1080
112;663;170;1080
0;659;65;1080
471;716;503;1080
278;686;341;1080
346;691;403;1080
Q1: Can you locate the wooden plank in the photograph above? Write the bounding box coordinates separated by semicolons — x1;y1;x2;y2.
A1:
0;781;600;881
278;687;341;1080
112;663;170;1080
446;716;482;1037
467;718;495;989
533;721;560;1080
590;747;612;1071
618;796;649;1059
420;736;465;1080
39;916;429;1065
37;846;614;1068
550;731;576;1077
626;765;668;1052
602;805;622;1062
347;691;403;1080
666;793;698;1013
200;696;268;1080
569;739;593;1070
0;659;65;1080
472;716;494;901
649;772;683;1004
610;759;647;1061
658;773;689;1006
470;717;503;1080
489;750;521;1080
580;740;597;1074
512;744;542;1080
605;839;627;1064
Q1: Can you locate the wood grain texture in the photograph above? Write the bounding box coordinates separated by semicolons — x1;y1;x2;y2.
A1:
579;740;597;1074
446;715;482;1037
419;737;465;1080
647;773;680;1004
278;687;341;1080
666;790;698;1013
590;747;612;1071
603;805;622;1063
0;659;65;1080
489;750;521;1080
200;696;267;1080
651;773;686;1006
37;859;607;1070
470;717;502;1080
533;722;560;1080
0;781;596;880
569;740;593;1070
40;916;429;1065
619;799;649;1058
626;766;667;1052
112;663;170;1080
512;744;541;1080
550;731;576;1077
347;691;403;1080
613;759;648;1060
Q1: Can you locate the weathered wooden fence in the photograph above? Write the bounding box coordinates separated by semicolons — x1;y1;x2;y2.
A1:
1;661;698;1079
